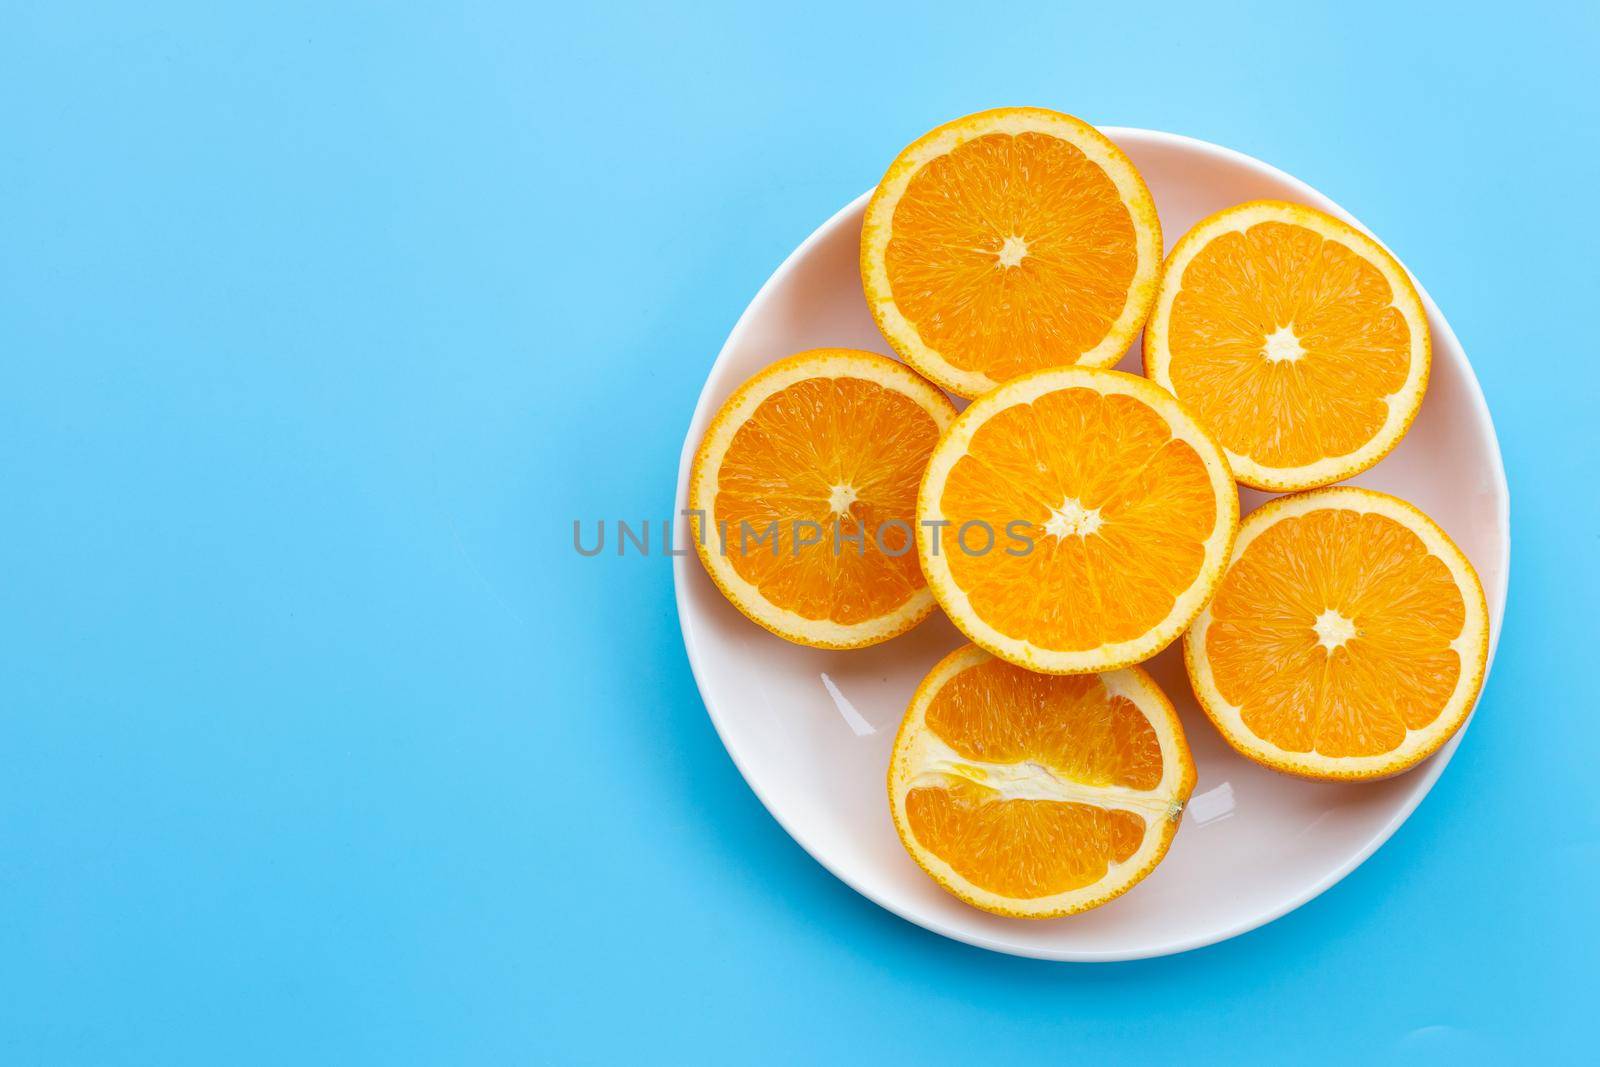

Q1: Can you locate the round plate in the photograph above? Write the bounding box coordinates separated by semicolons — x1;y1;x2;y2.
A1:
672;128;1509;961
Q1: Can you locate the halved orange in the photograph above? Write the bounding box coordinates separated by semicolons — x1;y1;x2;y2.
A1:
861;108;1163;398
1185;486;1489;780
689;349;957;648
889;644;1195;918
1144;200;1431;491
918;367;1237;674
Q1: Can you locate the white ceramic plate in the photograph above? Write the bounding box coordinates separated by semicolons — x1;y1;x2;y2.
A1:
673;128;1509;961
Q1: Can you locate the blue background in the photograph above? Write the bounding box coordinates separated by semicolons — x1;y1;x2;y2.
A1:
3;2;1596;1063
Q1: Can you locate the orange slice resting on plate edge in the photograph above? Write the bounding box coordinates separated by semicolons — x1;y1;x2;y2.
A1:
889;644;1196;918
917;366;1238;674
1144;200;1431;491
1184;486;1489;780
861;107;1163;398
689;348;958;649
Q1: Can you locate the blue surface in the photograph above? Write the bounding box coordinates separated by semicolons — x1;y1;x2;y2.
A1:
2;2;1596;1063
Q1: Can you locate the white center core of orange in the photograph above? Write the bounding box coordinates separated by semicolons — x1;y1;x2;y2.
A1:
1044;497;1102;539
1263;325;1305;364
827;483;858;515
997;235;1028;268
1313;609;1358;651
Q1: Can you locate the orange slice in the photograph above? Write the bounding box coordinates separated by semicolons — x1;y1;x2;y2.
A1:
861;108;1163;398
918;367;1237;674
889;644;1195;918
1185;486;1489;780
1144;200;1431;491
689;349;957;648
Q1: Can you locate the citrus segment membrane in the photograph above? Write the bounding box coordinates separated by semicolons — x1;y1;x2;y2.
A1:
889;645;1195;917
689;350;957;649
1184;487;1489;780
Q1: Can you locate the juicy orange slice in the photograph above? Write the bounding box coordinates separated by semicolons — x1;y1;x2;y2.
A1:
918;367;1237;674
1185;486;1489;780
689;349;957;648
1144;200;1431;491
861;108;1163;398
889;644;1195;918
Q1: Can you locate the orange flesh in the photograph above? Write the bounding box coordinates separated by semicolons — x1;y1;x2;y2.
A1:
886;132;1138;379
905;659;1159;898
715;376;939;624
1167;221;1411;467
939;388;1217;651
1205;509;1465;757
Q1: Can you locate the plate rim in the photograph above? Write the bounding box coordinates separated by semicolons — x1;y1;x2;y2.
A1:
671;126;1511;962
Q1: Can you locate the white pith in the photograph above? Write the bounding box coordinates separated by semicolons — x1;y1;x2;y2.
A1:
1312;608;1357;651
904;733;1182;820
1044;497;1103;539
1262;325;1305;364
827;483;858;516
997;235;1029;268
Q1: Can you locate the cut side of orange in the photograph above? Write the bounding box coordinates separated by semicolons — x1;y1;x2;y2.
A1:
689;349;957;648
1144;200;1431;491
1185;487;1489;780
889;644;1195;918
861;108;1163;398
918;367;1237;674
